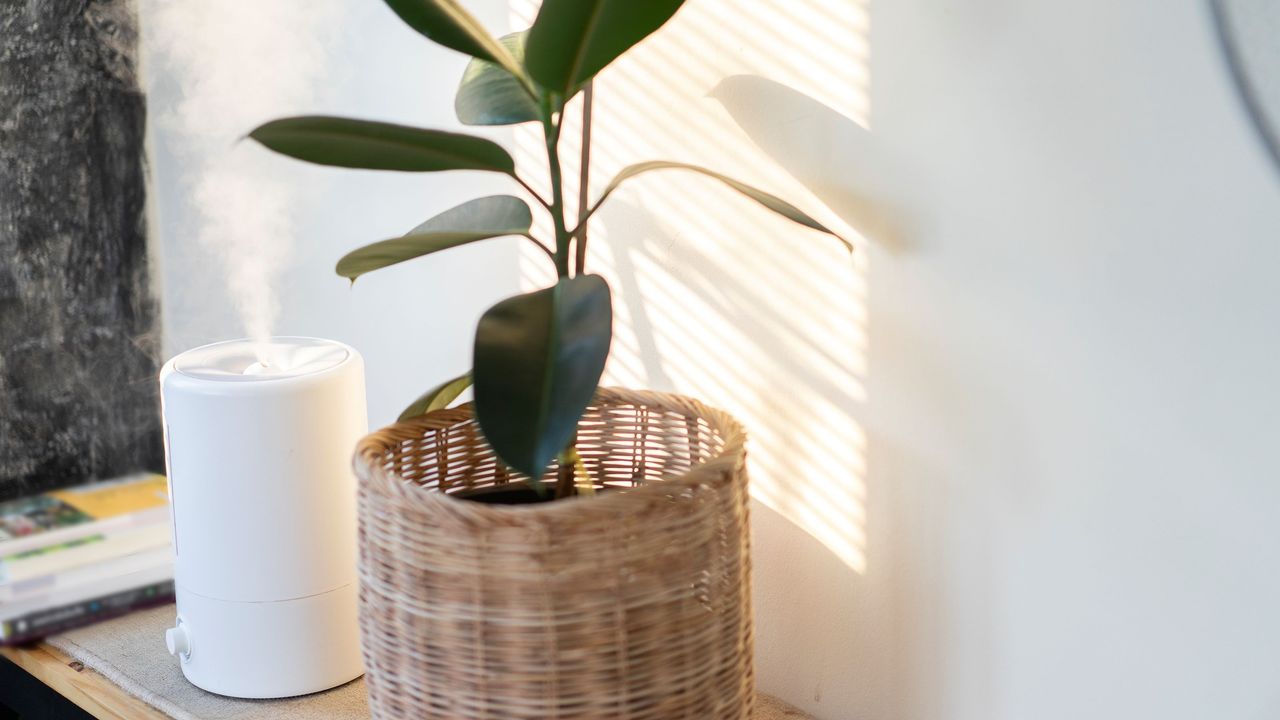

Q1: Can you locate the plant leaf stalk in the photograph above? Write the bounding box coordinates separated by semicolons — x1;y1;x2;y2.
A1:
574;81;593;275
541;91;578;498
545;82;596;498
541;93;571;279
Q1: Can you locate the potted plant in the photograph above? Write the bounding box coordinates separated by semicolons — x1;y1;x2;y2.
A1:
250;1;847;717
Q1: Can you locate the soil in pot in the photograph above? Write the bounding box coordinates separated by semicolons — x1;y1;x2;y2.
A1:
452;481;558;505
452;480;615;505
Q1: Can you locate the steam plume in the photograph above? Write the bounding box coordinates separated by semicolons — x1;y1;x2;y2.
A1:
140;0;344;356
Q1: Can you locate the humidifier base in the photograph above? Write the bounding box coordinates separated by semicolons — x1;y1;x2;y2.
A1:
168;583;363;699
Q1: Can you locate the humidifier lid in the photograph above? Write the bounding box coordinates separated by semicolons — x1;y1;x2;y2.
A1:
172;337;350;382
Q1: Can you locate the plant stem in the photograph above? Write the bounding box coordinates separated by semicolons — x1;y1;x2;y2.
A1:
555;447;578;498
574;81;594;275
542;95;570;278
541;96;579;499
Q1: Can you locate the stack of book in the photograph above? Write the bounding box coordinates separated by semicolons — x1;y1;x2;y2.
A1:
0;474;174;644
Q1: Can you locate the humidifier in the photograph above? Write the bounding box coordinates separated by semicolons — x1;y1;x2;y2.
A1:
158;336;366;698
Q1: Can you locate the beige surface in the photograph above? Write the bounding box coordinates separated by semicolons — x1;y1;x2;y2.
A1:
44;605;366;720
3;605;814;719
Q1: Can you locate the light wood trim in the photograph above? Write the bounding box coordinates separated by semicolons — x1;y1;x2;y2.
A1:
1;643;169;720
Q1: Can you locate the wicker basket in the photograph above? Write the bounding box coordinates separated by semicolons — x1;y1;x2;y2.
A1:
352;387;754;720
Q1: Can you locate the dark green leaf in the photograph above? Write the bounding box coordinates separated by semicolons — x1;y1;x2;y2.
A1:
250;116;515;175
399;372;473;421
336;195;533;280
337;232;515;281
456;31;540;126
404;194;533;236
595;161;852;252
473;275;613;477
525;0;687;97
381;0;526;81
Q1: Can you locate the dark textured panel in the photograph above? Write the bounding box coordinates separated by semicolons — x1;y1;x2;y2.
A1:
0;0;163;500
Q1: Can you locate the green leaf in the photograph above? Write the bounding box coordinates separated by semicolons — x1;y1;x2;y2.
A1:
336;195;533;281
250;116;515;175
473;275;613;477
594;161;852;252
524;0;687;97
381;0;527;81
399;372;473;422
456;31;540;126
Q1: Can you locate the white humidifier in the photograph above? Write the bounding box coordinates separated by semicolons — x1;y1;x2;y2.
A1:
158;336;366;698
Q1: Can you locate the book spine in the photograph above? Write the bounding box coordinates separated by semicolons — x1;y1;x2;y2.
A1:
0;580;175;645
0;524;171;584
0;546;173;604
0;507;170;560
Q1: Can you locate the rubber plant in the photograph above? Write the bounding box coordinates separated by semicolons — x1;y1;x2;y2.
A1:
250;0;849;498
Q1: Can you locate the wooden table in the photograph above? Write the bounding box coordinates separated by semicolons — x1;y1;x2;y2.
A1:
2;642;168;720
3;642;813;720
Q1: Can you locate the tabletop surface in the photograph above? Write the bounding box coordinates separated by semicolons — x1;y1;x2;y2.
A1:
3;639;815;720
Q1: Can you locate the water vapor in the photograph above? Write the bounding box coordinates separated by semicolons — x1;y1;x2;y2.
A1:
140;0;344;356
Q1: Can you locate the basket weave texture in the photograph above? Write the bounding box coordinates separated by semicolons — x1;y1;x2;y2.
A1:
353;387;754;720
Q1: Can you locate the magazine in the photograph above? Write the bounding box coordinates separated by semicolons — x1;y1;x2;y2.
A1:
0;474;168;558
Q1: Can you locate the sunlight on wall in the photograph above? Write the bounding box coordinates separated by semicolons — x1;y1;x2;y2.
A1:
511;0;870;572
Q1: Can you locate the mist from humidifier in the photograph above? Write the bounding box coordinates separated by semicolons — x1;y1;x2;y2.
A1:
140;0;345;356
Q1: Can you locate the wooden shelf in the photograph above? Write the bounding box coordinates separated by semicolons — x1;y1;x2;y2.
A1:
2;642;168;720
3;641;814;720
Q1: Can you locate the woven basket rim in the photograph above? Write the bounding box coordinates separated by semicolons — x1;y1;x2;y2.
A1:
354;386;747;521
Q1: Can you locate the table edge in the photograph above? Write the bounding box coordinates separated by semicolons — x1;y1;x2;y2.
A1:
1;642;170;720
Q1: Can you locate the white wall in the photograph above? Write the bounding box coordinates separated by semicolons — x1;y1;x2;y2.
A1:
865;2;1280;718
146;1;1280;719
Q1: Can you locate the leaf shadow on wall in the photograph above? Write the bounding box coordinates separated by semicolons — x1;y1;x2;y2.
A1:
600;194;868;558
707;75;1000;719
598;191;889;713
664;73;951;717
710;74;930;254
